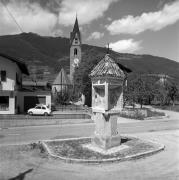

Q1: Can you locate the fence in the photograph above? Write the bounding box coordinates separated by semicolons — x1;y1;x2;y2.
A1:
53;104;92;113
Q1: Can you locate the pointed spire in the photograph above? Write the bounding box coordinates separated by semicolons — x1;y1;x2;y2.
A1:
70;13;81;45
73;14;80;33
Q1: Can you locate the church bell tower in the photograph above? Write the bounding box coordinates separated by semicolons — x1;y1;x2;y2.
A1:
70;16;82;83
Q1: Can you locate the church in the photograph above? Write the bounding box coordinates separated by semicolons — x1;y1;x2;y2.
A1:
69;16;82;82
52;16;82;96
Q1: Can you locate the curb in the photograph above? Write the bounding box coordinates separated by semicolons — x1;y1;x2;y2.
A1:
144;114;169;120
41;136;165;164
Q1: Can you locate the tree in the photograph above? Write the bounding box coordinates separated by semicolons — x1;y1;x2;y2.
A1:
124;78;135;108
55;91;70;105
143;76;157;105
124;74;158;108
133;76;146;108
73;51;104;106
153;79;178;106
167;83;178;106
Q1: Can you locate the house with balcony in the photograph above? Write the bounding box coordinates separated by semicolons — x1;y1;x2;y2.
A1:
0;53;51;114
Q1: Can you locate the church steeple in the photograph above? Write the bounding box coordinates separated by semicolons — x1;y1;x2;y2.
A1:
70;15;82;83
70;16;81;45
73;15;80;32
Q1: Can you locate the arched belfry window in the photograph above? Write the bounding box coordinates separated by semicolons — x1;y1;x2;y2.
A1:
74;48;77;55
75;34;78;44
75;38;78;44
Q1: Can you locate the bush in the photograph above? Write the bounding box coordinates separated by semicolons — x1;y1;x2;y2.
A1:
119;109;146;120
119;108;165;120
146;109;165;117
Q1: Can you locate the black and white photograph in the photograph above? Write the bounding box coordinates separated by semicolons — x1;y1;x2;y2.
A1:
0;0;179;179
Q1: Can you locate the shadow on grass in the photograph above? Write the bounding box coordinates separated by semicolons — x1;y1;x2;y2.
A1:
8;168;33;180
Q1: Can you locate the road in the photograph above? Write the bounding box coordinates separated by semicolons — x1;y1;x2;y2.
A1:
0;118;179;180
24;130;179;180
0;119;179;145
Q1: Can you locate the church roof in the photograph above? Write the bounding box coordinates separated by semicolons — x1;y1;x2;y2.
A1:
73;17;80;33
52;68;71;85
70;17;81;45
90;54;126;78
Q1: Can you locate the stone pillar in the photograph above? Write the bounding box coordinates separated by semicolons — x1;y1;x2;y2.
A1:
92;112;121;149
90;54;126;150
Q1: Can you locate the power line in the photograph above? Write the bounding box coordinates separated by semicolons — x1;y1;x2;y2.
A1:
1;0;23;33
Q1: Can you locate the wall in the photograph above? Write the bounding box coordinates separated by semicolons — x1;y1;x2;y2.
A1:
0;91;15;114
0;57;22;114
0;57;22;91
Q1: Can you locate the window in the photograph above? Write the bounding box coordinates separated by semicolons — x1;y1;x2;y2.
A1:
35;106;41;109
74;48;78;55
75;38;78;44
1;71;6;82
0;96;9;111
42;107;46;110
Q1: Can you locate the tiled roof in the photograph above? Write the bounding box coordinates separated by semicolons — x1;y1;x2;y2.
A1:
0;53;29;75
90;54;125;78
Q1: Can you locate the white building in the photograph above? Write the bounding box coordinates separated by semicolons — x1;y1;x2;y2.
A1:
0;53;51;114
0;53;28;114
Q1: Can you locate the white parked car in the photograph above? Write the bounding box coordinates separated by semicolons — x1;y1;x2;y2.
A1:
27;104;51;116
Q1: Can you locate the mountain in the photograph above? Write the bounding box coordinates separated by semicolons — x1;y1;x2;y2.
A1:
0;32;179;82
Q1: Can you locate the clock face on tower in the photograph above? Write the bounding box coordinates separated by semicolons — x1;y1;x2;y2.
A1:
73;58;79;67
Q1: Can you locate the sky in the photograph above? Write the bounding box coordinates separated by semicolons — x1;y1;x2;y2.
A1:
0;0;179;62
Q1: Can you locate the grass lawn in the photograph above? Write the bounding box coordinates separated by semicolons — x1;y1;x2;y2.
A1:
45;137;161;161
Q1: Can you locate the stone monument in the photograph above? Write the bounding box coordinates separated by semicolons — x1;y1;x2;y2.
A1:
89;54;125;150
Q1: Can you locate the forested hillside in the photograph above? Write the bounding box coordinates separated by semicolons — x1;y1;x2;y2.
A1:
0;32;178;82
